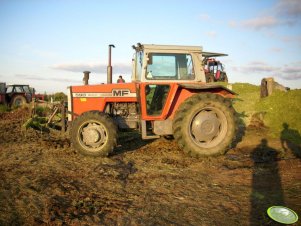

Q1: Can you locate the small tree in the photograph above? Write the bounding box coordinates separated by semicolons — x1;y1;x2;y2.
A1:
43;91;49;101
53;92;67;102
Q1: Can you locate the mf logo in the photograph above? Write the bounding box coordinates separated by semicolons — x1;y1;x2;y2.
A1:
112;89;130;96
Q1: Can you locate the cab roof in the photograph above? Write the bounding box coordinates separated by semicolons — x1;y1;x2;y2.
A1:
133;43;227;56
134;43;202;52
202;52;228;57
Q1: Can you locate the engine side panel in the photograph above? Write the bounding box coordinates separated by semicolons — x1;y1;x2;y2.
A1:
69;83;137;120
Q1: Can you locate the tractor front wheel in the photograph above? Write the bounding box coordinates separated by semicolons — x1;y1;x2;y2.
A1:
70;111;117;157
173;93;236;157
11;95;27;107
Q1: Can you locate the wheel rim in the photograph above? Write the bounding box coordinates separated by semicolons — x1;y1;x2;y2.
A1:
189;107;227;148
78;120;108;151
14;98;23;106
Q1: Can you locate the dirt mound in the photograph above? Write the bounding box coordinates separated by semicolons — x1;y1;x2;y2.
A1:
0;112;300;225
0;107;30;120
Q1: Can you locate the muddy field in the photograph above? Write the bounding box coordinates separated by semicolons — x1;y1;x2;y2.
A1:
0;108;300;226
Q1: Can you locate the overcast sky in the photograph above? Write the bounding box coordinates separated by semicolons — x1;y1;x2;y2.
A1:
0;0;300;93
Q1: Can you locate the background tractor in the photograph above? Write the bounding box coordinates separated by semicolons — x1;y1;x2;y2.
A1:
202;52;228;83
67;43;237;158
0;83;45;107
0;83;34;107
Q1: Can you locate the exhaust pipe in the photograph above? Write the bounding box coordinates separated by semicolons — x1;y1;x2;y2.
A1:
107;44;115;84
83;71;90;85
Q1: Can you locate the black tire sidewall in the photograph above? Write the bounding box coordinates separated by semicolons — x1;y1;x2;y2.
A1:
173;94;236;157
12;95;26;107
207;74;215;83
222;73;228;83
70;111;117;157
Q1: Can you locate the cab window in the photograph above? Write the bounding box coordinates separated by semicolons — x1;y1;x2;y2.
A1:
6;86;13;93
146;53;194;80
135;51;143;81
145;84;170;116
15;86;23;92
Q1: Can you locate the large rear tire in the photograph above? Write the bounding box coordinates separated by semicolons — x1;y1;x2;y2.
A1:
173;93;236;157
206;74;215;83
11;95;27;107
221;72;228;83
70;111;117;157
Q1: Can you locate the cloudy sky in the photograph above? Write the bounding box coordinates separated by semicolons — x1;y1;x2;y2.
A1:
0;0;300;93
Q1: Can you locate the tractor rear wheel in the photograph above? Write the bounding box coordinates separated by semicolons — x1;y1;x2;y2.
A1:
173;93;236;157
206;74;215;83
70;111;117;157
221;72;228;83
11;95;27;107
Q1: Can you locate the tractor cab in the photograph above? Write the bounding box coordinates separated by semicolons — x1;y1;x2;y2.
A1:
132;43;206;83
202;52;228;83
131;44;207;120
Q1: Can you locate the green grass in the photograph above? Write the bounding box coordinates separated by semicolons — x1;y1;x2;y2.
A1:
255;89;301;143
231;83;301;144
35;106;48;116
232;83;261;126
0;104;10;113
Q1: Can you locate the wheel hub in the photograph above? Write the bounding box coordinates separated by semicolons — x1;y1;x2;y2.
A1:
191;111;221;142
81;123;106;147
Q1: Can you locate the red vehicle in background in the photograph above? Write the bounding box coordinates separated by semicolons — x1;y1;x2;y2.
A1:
202;52;229;83
0;83;44;107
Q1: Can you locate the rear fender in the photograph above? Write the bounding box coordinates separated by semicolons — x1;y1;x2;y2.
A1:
167;83;236;119
179;83;236;97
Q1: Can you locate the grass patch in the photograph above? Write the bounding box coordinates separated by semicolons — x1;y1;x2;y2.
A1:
35;105;49;116
230;83;301;144
0;104;10;113
255;89;301;144
231;83;261;126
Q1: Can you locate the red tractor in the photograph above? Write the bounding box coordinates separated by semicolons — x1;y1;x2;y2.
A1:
0;83;34;107
68;44;236;157
203;52;228;83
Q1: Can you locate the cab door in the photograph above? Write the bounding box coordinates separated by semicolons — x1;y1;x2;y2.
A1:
139;83;179;121
138;52;194;120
